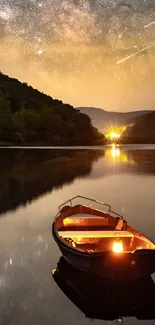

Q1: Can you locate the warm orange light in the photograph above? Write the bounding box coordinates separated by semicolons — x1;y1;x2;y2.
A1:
112;240;123;253
110;131;120;139
111;144;120;158
105;125;126;141
105;128;120;141
59;230;134;238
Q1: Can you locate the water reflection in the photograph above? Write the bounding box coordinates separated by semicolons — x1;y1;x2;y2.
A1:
1;147;155;325
105;145;155;171
105;144;134;164
1;146;155;216
0;149;102;215
53;257;155;322
111;145;121;158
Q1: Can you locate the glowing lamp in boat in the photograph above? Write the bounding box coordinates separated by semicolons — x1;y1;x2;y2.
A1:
112;240;123;253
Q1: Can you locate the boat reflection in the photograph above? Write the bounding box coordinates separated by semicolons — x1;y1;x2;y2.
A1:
52;257;155;322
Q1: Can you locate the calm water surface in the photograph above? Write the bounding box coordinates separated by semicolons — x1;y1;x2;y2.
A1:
1;145;155;325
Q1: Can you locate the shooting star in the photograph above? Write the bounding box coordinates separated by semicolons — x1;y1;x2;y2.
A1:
144;21;155;28
116;43;155;65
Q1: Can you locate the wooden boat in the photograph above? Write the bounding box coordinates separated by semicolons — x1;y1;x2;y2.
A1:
52;196;155;277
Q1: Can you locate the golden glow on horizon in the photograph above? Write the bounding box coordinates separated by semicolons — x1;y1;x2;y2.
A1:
105;127;120;140
110;131;120;139
105;126;127;141
1;38;155;110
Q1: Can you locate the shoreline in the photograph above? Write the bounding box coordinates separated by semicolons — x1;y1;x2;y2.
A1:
1;144;155;150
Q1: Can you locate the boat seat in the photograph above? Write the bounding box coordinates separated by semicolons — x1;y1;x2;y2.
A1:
58;230;134;238
62;216;111;228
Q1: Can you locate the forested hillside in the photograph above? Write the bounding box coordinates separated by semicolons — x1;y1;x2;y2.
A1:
122;112;155;143
0;72;104;145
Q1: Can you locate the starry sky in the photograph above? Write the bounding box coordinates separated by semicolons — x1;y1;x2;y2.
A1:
1;0;155;111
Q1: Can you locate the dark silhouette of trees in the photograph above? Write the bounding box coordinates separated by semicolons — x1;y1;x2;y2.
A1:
121;112;155;143
0;72;105;145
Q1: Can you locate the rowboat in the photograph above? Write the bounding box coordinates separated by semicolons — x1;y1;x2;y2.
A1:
52;196;155;277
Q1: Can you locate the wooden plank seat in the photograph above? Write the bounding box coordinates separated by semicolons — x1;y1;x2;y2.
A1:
58;230;134;238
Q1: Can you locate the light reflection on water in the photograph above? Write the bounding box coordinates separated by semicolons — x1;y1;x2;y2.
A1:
0;146;155;325
111;144;121;158
105;144;135;164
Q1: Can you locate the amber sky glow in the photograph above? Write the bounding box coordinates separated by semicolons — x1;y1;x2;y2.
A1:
1;0;155;111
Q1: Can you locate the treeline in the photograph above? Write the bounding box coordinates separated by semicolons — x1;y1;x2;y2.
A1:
0;72;105;145
121;111;155;143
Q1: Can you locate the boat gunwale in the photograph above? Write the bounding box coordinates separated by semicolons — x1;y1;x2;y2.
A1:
52;197;155;256
55;195;124;220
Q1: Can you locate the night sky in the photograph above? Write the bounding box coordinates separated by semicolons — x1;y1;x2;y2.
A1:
1;0;155;111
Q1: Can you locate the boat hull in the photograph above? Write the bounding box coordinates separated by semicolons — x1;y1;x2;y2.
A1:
52;224;155;277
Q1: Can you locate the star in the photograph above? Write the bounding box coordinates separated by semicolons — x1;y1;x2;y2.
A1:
0;0;155;110
37;49;43;55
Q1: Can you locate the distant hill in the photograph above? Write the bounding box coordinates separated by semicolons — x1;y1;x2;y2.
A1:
78;107;152;132
0;72;105;145
122;111;155;143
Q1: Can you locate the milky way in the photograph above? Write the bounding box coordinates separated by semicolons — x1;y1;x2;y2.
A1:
1;0;155;110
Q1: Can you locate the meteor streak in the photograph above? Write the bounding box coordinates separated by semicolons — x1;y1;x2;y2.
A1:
144;21;155;28
116;43;155;64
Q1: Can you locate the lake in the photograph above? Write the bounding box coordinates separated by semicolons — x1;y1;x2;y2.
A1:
1;145;155;325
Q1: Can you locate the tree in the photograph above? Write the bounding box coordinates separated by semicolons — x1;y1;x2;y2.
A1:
0;72;105;145
0;91;12;140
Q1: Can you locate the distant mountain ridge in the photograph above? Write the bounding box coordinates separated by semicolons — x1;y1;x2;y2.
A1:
77;107;153;132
